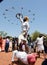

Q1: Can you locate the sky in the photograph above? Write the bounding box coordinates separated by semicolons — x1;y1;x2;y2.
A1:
0;0;47;37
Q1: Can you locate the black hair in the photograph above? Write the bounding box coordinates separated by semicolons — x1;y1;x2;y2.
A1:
42;59;47;65
39;34;43;38
23;18;27;22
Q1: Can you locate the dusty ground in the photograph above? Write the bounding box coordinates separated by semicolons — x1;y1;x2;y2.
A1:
0;52;47;65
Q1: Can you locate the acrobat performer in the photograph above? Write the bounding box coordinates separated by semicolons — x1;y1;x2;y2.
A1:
16;13;30;34
11;50;38;65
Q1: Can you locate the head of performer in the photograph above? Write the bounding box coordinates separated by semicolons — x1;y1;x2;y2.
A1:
27;53;38;65
23;16;29;22
39;34;43;38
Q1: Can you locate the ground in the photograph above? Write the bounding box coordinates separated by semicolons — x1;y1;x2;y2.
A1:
0;52;47;65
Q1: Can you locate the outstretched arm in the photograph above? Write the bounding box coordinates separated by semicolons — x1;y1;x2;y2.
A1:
19;17;23;23
11;50;18;62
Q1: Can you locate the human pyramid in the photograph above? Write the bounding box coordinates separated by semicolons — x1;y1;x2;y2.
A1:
17;13;30;52
11;13;38;65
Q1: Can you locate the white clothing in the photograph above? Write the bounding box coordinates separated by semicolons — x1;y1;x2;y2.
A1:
9;40;12;51
11;50;28;64
9;41;12;48
22;22;29;32
37;44;44;51
18;33;27;45
22;45;25;51
36;36;44;51
20;17;29;33
0;47;1;51
6;38;10;43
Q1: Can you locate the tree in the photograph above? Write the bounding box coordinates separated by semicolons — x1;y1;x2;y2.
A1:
0;31;7;37
31;31;40;41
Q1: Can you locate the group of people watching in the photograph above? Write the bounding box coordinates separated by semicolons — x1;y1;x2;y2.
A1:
11;33;47;65
0;33;47;65
0;15;47;65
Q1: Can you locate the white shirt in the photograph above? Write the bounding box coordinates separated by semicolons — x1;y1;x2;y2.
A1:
20;17;29;32
13;50;28;64
18;33;27;45
37;37;43;45
36;36;44;51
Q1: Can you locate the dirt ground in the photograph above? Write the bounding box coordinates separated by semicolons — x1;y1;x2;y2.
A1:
0;52;47;65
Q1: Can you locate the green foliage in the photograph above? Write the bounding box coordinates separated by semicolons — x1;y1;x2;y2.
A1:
30;30;47;46
0;31;7;37
31;31;40;41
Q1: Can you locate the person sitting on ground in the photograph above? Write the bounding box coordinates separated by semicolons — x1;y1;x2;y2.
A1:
11;50;38;65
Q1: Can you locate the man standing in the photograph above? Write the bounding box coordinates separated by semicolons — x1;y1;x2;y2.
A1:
36;34;45;58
